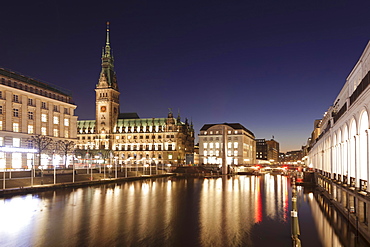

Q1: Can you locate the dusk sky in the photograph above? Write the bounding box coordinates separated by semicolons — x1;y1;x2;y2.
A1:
2;1;370;152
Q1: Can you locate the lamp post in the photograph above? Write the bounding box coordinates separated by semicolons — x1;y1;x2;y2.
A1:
39;165;44;185
72;153;75;183
3;167;5;190
114;156;118;178
107;164;112;179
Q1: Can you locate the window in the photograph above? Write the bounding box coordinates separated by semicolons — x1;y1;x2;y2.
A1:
13;95;19;103
13;108;19;117
0;137;3;146
41;114;47;122
203;143;207;148
53;129;59;137
53;105;59;112
65;130;69;138
204;151;208;156
28;98;34;106
41;127;47;135
0;106;2;114
13;123;19;132
0;91;3;99
28;125;34;134
209;143;214;148
234;142;238;148
53;116;59;124
64;108;70;114
64;118;69;126
41;102;47;109
215;143;220;148
0;121;2;130
228;142;231;148
28;112;34;120
13;138;20;147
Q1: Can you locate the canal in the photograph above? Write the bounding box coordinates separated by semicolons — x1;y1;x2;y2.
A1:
0;174;368;246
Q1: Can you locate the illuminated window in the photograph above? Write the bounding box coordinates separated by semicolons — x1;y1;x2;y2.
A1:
41;127;47;135
13;108;19;117
53;116;59;124
216;150;219;156
234;142;238;148
27;153;33;169
168;154;172;159
13;138;20;147
0;152;4;168
64;118;69;126
209;143;214;148
204;151;207;156
12;153;22;168
0;121;3;130
215;143;220;148
0;137;3;146
203;142;207;148
65;130;69;138
28;125;34;134
228;142;231;148
41;114;47;122
234;150;238;156
210;151;214;156
228;131;231;134
13;123;19;132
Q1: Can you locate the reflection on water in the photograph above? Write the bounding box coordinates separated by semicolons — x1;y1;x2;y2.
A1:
308;191;369;247
0;174;357;246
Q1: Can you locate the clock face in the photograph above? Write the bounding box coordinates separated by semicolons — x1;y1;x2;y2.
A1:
101;106;106;112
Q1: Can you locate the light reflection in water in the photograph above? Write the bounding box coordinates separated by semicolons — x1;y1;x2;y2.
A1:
0;175;329;246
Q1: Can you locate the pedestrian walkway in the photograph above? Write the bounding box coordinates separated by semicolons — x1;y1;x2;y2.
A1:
1;170;171;197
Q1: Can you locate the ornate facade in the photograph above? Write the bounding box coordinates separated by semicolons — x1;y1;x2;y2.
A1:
76;23;194;167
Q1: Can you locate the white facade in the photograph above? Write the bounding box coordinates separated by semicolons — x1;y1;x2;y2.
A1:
308;41;370;190
199;123;256;166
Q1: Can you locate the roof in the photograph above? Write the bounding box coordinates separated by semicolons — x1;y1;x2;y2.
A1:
0;68;72;97
200;123;255;137
118;112;140;119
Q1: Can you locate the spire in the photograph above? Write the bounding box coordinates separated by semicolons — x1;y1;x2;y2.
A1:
104;22;111;57
97;21;118;90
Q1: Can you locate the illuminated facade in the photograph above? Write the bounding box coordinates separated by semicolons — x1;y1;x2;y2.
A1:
199;123;256;165
0;68;77;169
307;41;370;189
76;23;194;166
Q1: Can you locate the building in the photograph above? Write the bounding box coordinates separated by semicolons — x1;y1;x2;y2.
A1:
76;23;194;167
198;123;256;166
279;150;304;165
0;68;77;169
256;138;279;163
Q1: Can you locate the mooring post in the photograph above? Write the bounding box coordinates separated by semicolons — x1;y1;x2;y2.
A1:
291;177;301;247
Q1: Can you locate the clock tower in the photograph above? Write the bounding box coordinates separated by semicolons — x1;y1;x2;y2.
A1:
95;22;120;149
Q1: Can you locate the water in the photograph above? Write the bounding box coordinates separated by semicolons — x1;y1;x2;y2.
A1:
0;174;364;246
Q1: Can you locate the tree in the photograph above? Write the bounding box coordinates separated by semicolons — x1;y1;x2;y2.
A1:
30;135;53;168
57;140;75;168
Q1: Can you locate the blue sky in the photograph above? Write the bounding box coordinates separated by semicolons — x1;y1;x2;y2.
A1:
2;0;370;152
